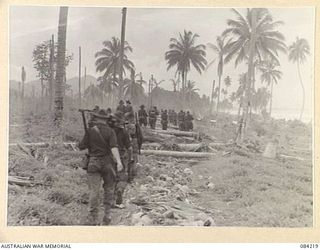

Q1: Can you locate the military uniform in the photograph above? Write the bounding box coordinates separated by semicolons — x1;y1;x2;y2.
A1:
185;112;194;131
148;109;157;129
126;121;143;182
138;105;148;127
112;126;132;206
79;121;118;225
124;101;134;123
178;111;185;131
161;110;168;130
116;101;126;115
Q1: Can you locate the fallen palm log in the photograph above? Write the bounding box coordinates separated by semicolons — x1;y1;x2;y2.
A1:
142;142;232;151
148;129;199;138
141;149;215;158
10;124;28;127
8;176;42;186
9;142;77;147
279;154;307;161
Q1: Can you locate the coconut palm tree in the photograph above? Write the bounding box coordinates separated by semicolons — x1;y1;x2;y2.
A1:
136;72;147;86
97;75;118;106
207;35;233;112
54;6;68;125
153;79;164;88
84;84;103;107
288;37;310;121
123;69;145;104
170;78;179;92
185;80;199;104
223;8;286;141
260;60;282;115
95;37;134;94
223;8;287;67
165;30;207;103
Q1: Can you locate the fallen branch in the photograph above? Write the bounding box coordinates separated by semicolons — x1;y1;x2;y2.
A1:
279;154;307;161
141;149;215;158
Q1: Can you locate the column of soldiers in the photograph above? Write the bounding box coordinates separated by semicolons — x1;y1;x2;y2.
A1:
137;105;194;131
78;101;194;225
78;100;143;226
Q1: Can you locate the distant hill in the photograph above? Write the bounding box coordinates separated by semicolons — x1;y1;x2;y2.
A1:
9;75;98;96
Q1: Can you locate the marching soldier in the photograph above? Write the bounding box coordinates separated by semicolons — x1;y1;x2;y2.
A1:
124;100;134;123
173;110;178;126
185;111;194;131
178;110;185;131
125;112;143;182
116;100;126;114
138;105;148;127
148;107;157;129
110;111;132;208
78;109;123;226
161;109;168;130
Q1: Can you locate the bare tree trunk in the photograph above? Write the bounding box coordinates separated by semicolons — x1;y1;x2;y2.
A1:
49;34;54;111
54;6;68;126
118;7;127;101
216;74;221;113
78;46;82;108
269;80;274;116
297;60;305;121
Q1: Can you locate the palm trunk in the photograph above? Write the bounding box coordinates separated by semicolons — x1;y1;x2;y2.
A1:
216;74;221;113
49;34;54;111
54;6;68;126
269;80;274;116
183;71;188;108
237;8;257;142
78;46;82;108
118;7;127;101
297;60;305;121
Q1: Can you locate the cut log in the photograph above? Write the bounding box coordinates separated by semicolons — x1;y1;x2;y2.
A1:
279;154;306;161
9;142;77;147
148;129;198;137
10;124;28;127
141;149;215;158
142;142;231;151
8;176;41;186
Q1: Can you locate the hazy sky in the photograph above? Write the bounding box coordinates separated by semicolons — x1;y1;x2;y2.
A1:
9;6;315;119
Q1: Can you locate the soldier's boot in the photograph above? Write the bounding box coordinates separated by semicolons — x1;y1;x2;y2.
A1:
115;190;123;205
102;213;112;226
86;210;99;226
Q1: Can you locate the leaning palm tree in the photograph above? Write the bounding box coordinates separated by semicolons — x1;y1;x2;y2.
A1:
207;35;233;112
95;37;134;96
259;60;282;116
54;6;68;126
288;37;310;121
165;30;207;104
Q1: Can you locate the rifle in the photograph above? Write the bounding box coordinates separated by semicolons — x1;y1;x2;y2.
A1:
135;112;142;154
78;109;91;169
